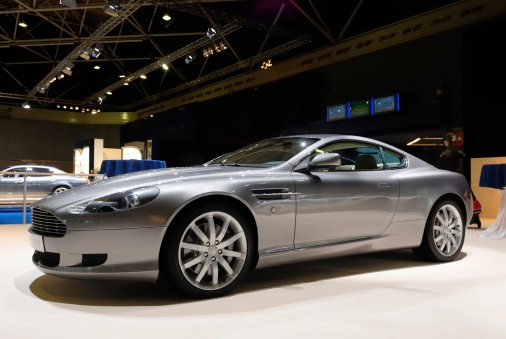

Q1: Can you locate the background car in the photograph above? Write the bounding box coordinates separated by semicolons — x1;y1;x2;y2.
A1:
28;135;473;299
0;165;89;205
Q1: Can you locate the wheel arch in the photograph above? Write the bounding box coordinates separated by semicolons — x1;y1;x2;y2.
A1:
52;184;72;193
433;192;469;224
158;194;260;272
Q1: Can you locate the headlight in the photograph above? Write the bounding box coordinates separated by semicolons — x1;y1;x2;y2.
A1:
68;186;160;214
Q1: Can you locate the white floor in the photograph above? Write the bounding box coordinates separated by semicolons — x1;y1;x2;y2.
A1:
1;219;505;339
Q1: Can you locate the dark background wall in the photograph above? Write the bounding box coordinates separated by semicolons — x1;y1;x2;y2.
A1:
121;27;465;167
0;119;120;172
1;16;503;173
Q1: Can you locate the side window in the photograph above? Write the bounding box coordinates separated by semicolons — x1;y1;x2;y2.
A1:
310;141;384;171
4;167;27;178
381;147;407;169
33;167;51;173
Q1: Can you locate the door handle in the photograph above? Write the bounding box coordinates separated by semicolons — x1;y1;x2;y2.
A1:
377;183;394;188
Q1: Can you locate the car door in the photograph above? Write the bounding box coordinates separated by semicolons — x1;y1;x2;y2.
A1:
29;166;55;199
0;166;30;203
293;141;401;247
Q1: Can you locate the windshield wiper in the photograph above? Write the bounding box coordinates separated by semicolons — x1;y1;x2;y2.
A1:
220;161;241;167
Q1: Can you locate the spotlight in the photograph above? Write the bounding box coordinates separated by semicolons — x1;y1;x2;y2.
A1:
56;73;65;80
91;43;103;58
162;13;171;21
37;87;45;94
18;20;27;28
219;40;227;51
97;95;107;104
79;46;93;60
203;48;209;58
213;43;221;53
207;26;219;39
103;0;121;17
22;101;30;109
162;63;169;70
62;63;74;75
185;51;197;64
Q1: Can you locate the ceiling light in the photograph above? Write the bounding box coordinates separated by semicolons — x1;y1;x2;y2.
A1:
59;0;77;7
162;63;168;70
79;46;93;60
185;51;197;64
62;63;74;75
103;0;121;17
162;13;171;21
119;74;125;78
213;43;221;53
94;65;101;70
106;91;112;95
140;74;147;79
56;73;65;80
22;101;30;109
207;26;219;39
18;21;27;28
261;59;272;70
91;43;103;58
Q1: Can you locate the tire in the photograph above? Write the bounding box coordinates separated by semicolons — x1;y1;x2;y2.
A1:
412;200;465;262
52;186;69;194
161;204;253;298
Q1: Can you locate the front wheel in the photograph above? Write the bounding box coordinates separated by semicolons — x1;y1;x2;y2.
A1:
161;204;253;299
412;200;465;262
52;186;69;194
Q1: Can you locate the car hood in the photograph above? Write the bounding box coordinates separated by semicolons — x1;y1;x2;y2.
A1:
32;165;284;210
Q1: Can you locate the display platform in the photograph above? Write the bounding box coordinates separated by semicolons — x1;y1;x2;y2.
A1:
0;205;31;224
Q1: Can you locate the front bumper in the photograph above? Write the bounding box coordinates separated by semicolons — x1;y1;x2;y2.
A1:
29;226;166;282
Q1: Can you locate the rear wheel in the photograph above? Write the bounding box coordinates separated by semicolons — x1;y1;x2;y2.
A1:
161;204;253;298
412;200;465;262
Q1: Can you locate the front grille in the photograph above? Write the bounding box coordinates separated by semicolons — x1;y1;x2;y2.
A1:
31;207;67;237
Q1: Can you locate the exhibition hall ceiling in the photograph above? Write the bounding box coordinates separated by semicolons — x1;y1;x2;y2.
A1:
2;0;468;115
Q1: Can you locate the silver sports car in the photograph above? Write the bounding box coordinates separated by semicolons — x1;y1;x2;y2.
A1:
1;165;89;205
28;135;473;299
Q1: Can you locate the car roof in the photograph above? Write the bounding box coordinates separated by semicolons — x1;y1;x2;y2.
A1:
1;165;64;172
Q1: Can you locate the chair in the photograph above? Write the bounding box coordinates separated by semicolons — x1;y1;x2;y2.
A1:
355;154;378;170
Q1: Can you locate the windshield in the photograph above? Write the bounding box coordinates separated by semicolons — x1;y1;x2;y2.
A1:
205;137;319;167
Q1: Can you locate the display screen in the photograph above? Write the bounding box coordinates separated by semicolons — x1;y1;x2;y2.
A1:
327;104;347;121
349;100;370;118
326;93;400;123
372;93;399;114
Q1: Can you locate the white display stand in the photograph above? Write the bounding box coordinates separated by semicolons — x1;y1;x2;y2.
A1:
478;189;506;239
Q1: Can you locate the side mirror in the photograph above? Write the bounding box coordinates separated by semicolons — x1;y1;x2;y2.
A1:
309;152;342;168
